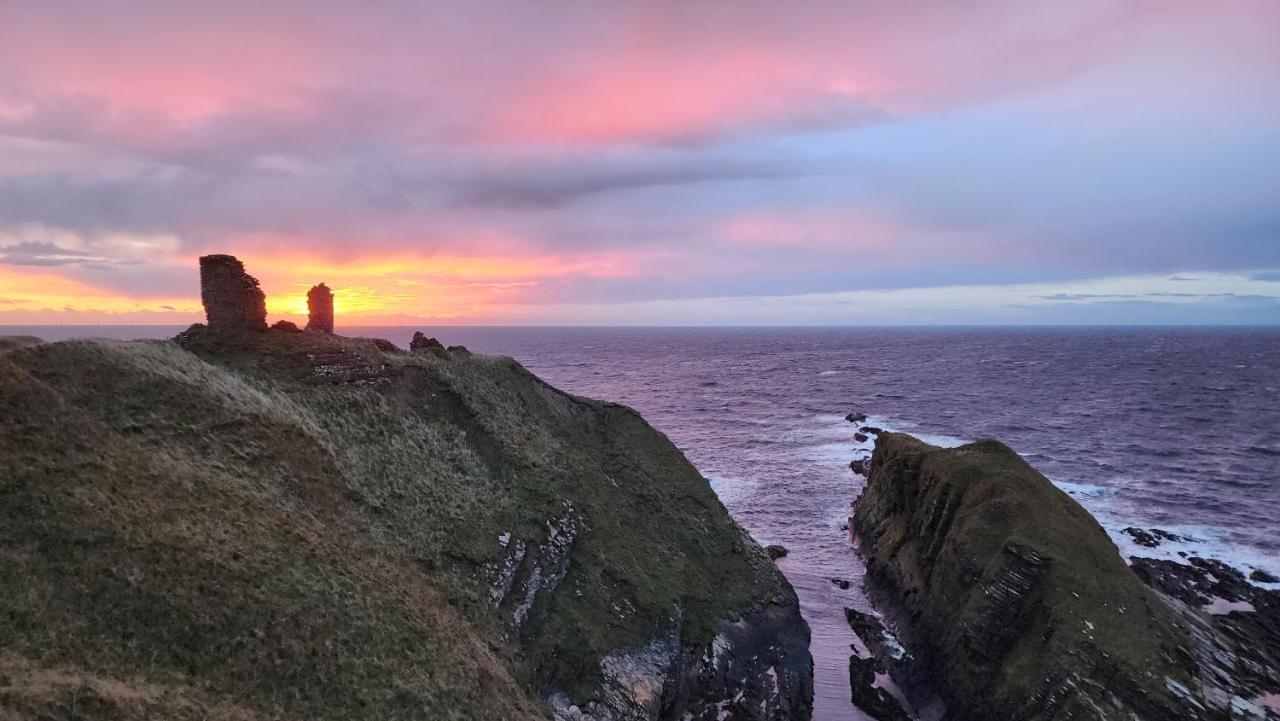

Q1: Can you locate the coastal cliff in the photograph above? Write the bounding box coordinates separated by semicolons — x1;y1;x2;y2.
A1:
850;432;1219;721
0;328;812;720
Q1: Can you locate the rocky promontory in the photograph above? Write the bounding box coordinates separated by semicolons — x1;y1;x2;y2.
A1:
849;432;1270;721
0;257;812;721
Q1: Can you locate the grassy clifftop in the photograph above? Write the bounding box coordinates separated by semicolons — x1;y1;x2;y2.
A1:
853;433;1204;721
0;328;806;720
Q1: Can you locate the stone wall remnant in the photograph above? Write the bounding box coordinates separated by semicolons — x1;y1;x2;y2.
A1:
199;255;267;330
306;283;334;333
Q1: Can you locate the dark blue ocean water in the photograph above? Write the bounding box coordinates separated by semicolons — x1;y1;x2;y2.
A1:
9;325;1279;720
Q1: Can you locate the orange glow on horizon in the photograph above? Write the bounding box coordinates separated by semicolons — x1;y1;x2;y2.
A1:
0;248;646;325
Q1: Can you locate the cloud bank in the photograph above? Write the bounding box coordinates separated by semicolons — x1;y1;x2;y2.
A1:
0;0;1278;324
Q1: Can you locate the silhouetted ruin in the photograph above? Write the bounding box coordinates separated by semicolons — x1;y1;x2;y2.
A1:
199;255;267;330
410;331;448;357
306;283;335;333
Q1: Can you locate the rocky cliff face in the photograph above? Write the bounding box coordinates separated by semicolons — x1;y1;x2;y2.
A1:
0;328;811;721
850;433;1214;721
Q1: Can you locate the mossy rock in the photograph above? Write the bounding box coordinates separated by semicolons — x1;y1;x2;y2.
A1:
853;433;1210;721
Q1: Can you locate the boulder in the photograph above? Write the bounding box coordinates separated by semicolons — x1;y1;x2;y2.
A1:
854;432;869;443
1252;569;1278;584
271;320;302;333
846;412;868;424
765;544;789;560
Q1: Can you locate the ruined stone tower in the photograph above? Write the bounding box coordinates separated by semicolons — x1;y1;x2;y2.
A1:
306;283;334;333
199;254;267;330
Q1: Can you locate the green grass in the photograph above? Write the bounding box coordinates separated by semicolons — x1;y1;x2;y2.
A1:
0;327;785;719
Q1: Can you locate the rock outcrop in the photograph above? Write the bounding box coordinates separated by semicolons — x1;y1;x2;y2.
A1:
851;432;1212;721
410;331;449;357
199;254;267;330
306;283;334;333
1131;556;1280;714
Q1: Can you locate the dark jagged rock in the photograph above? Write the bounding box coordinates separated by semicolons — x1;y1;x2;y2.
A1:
658;597;813;721
765;544;789;560
848;656;911;721
1124;526;1161;547
854;432;869;443
1131;556;1280;710
1124;527;1191;547
844;608;913;721
447;345;472;356
858;426;883;435
199;254;267;330
846;412;868;424
271;320;302;333
1252;569;1279;584
831;577;851;590
852;432;1211;721
306;283;334;333
1152;528;1191;543
849;458;870;476
410;331;449;358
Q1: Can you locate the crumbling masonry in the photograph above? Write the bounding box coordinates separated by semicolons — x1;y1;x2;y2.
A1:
199;255;267;330
306;283;335;333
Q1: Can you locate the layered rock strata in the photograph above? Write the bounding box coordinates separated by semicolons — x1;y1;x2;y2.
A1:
851;432;1214;721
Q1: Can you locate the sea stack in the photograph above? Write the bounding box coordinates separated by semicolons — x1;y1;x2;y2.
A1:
852;433;1206;721
306;283;334;333
199;254;267;330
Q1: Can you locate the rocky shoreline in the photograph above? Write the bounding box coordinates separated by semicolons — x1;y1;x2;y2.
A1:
840;422;1279;721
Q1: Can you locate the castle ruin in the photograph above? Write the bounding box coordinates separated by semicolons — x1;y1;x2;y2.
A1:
199;255;267;330
306;283;335;333
198;255;335;333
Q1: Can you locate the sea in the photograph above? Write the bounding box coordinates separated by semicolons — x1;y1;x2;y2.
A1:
7;325;1279;720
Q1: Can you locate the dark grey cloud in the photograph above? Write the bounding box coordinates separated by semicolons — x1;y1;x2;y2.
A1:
0;0;1277;323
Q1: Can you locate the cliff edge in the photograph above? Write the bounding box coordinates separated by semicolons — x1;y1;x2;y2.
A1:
851;432;1209;721
0;327;812;720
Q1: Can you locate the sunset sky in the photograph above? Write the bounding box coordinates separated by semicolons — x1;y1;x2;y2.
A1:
1;1;1278;325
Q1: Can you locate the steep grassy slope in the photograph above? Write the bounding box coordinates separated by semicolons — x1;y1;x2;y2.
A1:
853;433;1207;721
0;329;810;720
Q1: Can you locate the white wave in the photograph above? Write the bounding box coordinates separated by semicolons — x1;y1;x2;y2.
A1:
1051;480;1114;500
702;471;759;507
